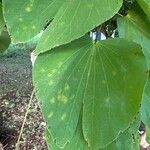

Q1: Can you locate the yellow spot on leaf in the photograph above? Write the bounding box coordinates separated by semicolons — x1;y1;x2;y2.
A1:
64;84;70;91
41;68;45;72
127;14;131;19
50;97;55;104
25;6;32;12
32;25;36;29
61;113;66;121
105;97;110;103
58;61;63;67
48;80;54;86
57;94;68;104
19;18;23;22
48;73;52;77
48;112;53;118
47;69;56;77
30;3;33;7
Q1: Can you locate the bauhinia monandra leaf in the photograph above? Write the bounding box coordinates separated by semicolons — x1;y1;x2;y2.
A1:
117;2;150;129
35;0;123;55
33;36;147;149
3;0;64;42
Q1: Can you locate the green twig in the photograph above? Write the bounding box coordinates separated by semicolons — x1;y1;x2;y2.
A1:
15;88;35;150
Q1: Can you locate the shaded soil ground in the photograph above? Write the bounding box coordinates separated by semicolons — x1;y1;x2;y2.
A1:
0;48;48;150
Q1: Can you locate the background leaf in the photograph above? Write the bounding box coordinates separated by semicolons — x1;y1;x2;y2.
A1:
117;2;150;66
117;2;150;128
3;0;64;42
35;0;123;55
146;126;150;143
33;36;147;149
0;2;4;33
136;0;150;18
141;79;150;128
0;29;11;53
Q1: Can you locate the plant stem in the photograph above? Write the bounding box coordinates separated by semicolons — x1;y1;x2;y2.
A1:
15;88;35;150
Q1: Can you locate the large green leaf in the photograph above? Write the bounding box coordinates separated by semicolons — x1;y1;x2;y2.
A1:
34;36;92;147
3;0;64;43
45;113;89;150
0;2;4;33
81;40;146;149
136;0;150;18
0;30;11;53
117;2;150;128
33;36;147;148
35;0;123;55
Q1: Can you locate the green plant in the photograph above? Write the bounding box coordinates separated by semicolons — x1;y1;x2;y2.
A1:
0;0;150;149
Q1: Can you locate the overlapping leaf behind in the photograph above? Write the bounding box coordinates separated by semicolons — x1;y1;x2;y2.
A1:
0;1;10;53
117;1;150;130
